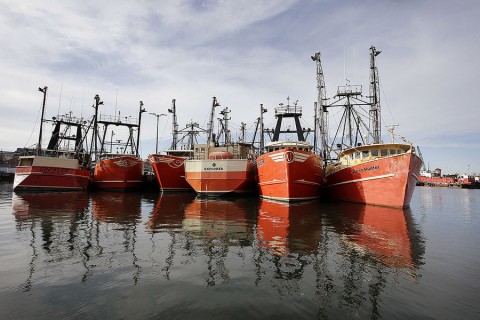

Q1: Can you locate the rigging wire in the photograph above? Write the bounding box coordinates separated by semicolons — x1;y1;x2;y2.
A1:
24;95;44;149
57;84;62;116
380;81;396;127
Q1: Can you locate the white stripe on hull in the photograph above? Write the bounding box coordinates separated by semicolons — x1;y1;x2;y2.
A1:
260;195;319;202
327;173;395;187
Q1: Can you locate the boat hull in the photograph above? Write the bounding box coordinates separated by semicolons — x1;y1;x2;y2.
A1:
184;159;256;196
256;149;323;201
325;152;422;208
14;156;90;191
148;154;192;191
92;156;144;189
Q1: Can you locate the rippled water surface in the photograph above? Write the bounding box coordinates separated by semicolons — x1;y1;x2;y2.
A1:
1;182;479;319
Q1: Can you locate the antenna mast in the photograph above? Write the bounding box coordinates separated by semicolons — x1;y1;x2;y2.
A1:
37;86;48;155
311;52;329;162
240;122;246;143
259;104;267;153
168;99;178;150
219;107;231;145
207;97;219;146
91;94;103;161
136;101;146;157
369;46;382;143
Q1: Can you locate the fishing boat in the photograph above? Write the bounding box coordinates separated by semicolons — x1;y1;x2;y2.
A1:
184;98;257;196
91;97;145;189
14;86;91;191
313;47;423;208
256;99;323;201
148;99;202;191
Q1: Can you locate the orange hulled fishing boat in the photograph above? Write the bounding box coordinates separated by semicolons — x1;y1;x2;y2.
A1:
312;47;422;208
91;97;144;189
256;99;323;201
184;99;256;196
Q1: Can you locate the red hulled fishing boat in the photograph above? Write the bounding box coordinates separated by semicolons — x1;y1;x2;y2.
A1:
313;47;422;208
256;99;323;201
91;97;144;189
14;86;91;191
148;99;200;191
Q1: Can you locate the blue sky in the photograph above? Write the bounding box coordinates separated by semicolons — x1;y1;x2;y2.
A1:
1;0;479;174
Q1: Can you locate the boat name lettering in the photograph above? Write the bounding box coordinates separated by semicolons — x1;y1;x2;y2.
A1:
203;167;224;171
39;167;69;174
257;159;265;167
352;165;379;174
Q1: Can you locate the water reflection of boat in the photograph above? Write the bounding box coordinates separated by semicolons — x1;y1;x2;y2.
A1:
91;191;144;284
146;192;196;232
256;199;323;256
183;197;256;243
11;191;91;291
183;197;258;286
91;191;143;224
12;191;89;218
328;202;423;269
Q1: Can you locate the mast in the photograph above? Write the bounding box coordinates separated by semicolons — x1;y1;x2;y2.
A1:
219;107;231;146
207;97;220;146
136;101;146;157
272;98;305;142
259;104;267;153
240;122;246;143
311;52;329;161
369;46;382;144
185;121;199;150
176;121;205;150
168;99;178;150
37;86;48;156
91;94;103;161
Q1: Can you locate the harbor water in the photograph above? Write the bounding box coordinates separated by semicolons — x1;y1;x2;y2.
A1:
0;182;479;319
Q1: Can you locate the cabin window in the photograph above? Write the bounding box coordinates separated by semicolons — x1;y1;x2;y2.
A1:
381;149;387;156
390;149;396;155
362;150;369;158
201;148;205;153
371;149;378;157
355;151;360;159
18;158;34;167
397;150;402;154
